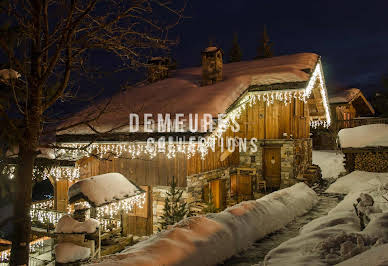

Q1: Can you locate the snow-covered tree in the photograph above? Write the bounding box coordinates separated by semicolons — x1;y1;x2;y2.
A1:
228;33;242;63
159;176;189;230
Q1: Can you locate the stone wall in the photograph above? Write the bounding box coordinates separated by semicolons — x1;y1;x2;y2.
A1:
151;186;188;233
239;138;312;188
186;168;231;205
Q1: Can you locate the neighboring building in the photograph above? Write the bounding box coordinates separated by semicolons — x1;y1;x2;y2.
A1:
53;50;331;233
329;88;375;127
312;88;376;149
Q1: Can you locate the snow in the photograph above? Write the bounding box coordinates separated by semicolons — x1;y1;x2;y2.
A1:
55;242;90;263
325;171;388;195
59;53;319;134
55;215;99;234
263;171;388;266
336;243;388;266
338;124;388;148
68;173;143;206
89;183;317;266
0;69;20;80
312;150;346;179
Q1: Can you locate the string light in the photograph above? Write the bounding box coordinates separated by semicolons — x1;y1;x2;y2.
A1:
0;238;47;263
96;193;146;219
55;60;330;161
32;199;54;210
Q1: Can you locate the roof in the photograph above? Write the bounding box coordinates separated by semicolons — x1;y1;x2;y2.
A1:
68;173;144;207
60;53;319;135
329;88;375;115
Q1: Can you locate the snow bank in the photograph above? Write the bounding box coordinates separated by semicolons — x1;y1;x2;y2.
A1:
326;171;388;194
312;150;346;179
68;173;143;206
336;243;388;266
55;242;90;263
263;172;388;266
56;215;99;234
90;183;317;266
338;124;388;148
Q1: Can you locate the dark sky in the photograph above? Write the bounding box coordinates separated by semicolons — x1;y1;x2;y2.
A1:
168;0;388;97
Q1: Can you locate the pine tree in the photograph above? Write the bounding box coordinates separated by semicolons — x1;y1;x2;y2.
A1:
255;25;273;59
202;190;219;213
228;33;242;63
159;176;189;230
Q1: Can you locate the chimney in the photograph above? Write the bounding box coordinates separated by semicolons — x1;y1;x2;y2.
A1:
147;57;175;83
201;46;223;86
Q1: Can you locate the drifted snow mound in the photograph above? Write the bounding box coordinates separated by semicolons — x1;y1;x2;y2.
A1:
312;150;346;179
338;124;388;148
55;242;90;263
326;171;388;195
90;183;318;266
263;173;388;266
56;215;99;234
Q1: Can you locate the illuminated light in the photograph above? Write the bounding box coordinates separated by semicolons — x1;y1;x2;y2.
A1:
56;60;330;161
96;193;146;219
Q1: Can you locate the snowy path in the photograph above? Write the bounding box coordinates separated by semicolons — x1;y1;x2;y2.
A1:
221;192;341;266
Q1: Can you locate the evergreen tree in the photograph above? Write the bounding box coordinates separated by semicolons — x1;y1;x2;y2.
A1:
159;176;189;230
255;25;273;59
202;190;219;213
228;33;242;63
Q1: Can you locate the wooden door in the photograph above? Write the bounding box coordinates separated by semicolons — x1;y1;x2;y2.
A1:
55;179;73;212
209;179;226;210
230;174;252;201
263;147;281;189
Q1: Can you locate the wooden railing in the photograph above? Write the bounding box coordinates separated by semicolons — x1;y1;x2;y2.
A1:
334;117;388;130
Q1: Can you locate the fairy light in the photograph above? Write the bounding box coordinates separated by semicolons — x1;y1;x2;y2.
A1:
96;193;146;219
32;199;54;210
0;238;47;263
30;208;68;225
55;60;330;161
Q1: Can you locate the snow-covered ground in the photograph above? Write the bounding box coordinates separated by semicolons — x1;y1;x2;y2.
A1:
262;171;388;266
90;183;318;266
312;150;346;179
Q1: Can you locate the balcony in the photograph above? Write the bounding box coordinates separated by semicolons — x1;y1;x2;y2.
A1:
334;117;388;130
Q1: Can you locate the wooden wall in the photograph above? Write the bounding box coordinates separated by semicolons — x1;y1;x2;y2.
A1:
235;97;310;140
78;98;310;186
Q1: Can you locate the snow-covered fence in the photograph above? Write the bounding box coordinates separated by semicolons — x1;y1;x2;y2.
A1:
91;182;318;266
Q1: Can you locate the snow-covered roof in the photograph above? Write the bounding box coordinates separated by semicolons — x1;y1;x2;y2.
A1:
59;53;320;135
56;215;99;234
68;173;144;207
338;124;388;148
329;88;375;116
329;88;361;104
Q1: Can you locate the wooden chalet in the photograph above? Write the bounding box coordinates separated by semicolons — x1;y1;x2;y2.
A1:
52;49;331;233
312;88;386;149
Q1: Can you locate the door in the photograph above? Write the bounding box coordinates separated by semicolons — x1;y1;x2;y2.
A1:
263;147;281;189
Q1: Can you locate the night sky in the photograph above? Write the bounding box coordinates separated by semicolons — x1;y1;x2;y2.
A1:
168;0;388;97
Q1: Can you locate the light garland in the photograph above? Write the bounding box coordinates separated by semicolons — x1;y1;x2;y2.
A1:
30;208;68;225
96;193;146;219
0;238;47;262
32;199;54;210
55;60;331;161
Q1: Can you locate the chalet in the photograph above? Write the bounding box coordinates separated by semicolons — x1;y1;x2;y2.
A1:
329;88;375;127
312;88;382;149
51;49;331;233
